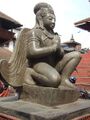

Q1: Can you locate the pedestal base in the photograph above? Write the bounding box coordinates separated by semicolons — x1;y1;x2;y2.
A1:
0;99;90;120
20;84;80;106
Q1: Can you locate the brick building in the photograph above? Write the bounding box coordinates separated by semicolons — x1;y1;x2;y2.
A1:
73;18;90;90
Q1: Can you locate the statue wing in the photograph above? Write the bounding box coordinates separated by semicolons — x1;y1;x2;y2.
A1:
0;28;30;87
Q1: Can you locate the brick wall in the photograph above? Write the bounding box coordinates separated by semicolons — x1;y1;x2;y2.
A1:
72;50;90;90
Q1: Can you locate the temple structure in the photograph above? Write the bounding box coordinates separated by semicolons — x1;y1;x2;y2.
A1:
63;34;81;51
0;11;22;46
0;11;22;60
74;17;90;32
74;18;90;90
0;12;22;97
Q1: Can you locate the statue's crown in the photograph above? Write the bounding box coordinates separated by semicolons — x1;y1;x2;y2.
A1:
34;2;53;14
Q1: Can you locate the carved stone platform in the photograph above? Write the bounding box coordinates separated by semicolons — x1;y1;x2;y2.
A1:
0;99;90;120
20;84;80;106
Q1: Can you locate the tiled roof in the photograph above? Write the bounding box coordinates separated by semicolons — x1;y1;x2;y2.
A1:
0;11;21;25
74;17;90;25
74;17;90;31
0;11;22;29
64;41;81;45
72;50;90;90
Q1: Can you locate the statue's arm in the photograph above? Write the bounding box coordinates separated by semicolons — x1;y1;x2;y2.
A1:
27;31;58;58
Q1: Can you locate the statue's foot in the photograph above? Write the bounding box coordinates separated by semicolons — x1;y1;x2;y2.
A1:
60;79;76;89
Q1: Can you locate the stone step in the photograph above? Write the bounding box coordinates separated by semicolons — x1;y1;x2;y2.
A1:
76;77;90;84
76;83;90;91
72;70;90;77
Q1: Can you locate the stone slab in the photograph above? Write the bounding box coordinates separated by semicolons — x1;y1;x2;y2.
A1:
20;84;80;106
0;99;90;120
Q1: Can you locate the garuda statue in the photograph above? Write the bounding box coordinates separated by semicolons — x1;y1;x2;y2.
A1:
0;3;81;90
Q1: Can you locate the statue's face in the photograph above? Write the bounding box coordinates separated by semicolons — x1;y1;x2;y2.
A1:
42;13;56;30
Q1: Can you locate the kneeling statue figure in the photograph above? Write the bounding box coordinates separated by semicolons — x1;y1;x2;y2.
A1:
0;2;81;89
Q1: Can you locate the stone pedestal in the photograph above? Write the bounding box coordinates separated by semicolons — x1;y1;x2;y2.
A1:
0;99;90;120
0;84;90;120
20;84;80;106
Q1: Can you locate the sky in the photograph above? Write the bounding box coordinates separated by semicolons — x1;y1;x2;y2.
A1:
0;0;90;48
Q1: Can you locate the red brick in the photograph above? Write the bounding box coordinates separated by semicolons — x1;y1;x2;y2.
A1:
0;113;21;120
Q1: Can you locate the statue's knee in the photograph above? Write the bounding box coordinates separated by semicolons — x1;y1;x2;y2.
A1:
51;74;61;87
73;52;82;59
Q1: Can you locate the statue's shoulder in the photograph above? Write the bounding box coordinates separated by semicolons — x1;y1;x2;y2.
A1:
19;28;31;36
26;27;43;38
